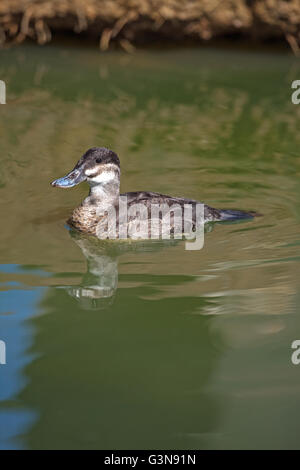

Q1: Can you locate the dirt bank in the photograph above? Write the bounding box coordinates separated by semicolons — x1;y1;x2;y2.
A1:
0;0;300;53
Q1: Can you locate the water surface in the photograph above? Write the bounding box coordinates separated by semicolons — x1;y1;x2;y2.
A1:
0;44;300;449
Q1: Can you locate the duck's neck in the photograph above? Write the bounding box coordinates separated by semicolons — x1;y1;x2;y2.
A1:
86;179;120;207
69;172;121;235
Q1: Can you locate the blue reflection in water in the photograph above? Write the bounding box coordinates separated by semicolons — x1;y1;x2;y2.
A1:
0;410;36;450
0;264;47;449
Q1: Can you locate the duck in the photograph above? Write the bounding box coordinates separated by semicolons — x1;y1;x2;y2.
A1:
51;147;257;238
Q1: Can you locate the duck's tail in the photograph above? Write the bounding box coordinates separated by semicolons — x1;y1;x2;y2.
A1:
219;209;261;221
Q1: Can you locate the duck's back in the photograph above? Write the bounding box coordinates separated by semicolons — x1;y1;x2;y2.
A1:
122;191;222;222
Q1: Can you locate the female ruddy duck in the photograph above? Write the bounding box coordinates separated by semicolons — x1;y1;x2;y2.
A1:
51;147;257;237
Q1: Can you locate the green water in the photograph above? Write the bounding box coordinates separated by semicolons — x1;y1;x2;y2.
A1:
0;44;300;450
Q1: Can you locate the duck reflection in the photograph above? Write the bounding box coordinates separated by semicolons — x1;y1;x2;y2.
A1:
67;229;188;310
67;230;119;310
67;224;217;311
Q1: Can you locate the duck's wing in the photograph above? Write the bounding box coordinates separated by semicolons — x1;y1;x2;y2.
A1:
121;191;222;222
122;191;196;206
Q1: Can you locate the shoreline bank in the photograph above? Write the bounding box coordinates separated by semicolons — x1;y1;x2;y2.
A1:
0;1;299;54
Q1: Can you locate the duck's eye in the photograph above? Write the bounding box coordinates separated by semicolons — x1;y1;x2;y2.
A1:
96;158;102;163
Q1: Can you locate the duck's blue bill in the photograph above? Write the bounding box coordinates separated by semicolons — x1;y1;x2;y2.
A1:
51;169;86;188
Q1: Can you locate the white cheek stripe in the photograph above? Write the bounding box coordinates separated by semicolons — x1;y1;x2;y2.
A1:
90;171;116;184
85;168;96;177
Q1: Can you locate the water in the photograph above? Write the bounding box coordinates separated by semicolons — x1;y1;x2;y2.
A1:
0;44;300;449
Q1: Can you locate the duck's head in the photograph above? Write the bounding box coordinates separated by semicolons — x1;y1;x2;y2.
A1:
51;147;120;189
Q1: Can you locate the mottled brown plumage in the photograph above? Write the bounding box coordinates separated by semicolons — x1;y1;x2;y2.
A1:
52;147;256;238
